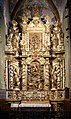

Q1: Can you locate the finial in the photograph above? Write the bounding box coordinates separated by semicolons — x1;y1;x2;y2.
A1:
44;15;50;21
22;16;27;23
12;20;18;26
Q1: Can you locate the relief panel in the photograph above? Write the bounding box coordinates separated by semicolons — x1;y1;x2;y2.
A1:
27;61;44;91
51;57;65;90
29;33;42;52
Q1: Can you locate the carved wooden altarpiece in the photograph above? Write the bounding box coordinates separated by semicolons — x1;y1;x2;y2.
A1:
4;14;65;107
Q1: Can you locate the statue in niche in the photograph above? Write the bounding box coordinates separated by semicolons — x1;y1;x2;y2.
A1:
12;20;19;33
51;33;59;51
27;61;44;91
11;20;20;54
31;61;40;76
51;21;60;51
13;67;20;90
52;58;61;89
11;35;17;50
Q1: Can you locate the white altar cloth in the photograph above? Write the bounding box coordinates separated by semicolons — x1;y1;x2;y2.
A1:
11;103;51;108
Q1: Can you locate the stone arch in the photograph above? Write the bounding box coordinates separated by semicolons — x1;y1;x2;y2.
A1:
11;0;60;23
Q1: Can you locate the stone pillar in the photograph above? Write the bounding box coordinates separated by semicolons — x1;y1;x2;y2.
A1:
63;2;70;88
67;0;71;98
0;0;5;89
0;0;10;89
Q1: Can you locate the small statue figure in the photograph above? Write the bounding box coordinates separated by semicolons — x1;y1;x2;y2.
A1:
52;58;61;89
51;33;59;51
32;5;40;17
11;20;20;54
51;21;60;51
51;20;64;52
21;16;27;34
44;15;51;33
13;68;20;90
12;20;19;33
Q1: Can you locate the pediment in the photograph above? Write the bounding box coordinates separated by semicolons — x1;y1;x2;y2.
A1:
27;17;45;31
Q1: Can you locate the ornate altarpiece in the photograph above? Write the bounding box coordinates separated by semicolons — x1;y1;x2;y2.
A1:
4;14;65;107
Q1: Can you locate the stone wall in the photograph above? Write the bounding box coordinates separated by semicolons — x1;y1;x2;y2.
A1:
0;0;6;89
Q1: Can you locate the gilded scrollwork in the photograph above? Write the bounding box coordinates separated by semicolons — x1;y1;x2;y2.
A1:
21;58;27;90
44;58;50;90
9;60;14;90
57;91;64;99
43;33;51;55
50;90;57;100
51;57;64;89
42;16;51;55
7;90;49;102
8;58;20;90
50;90;64;100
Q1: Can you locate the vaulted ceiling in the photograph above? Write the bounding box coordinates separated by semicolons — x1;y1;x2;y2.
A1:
8;0;67;22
